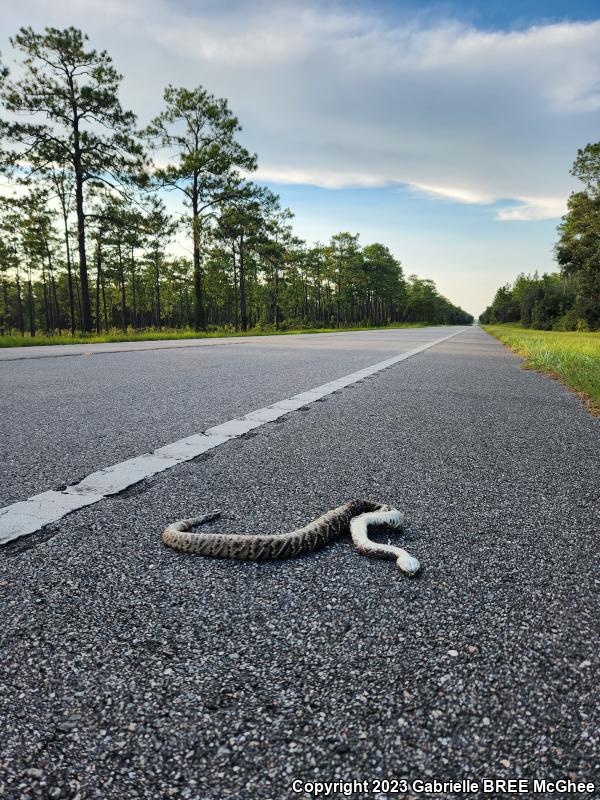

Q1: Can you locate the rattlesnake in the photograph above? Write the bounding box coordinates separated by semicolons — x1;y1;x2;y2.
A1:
162;499;420;575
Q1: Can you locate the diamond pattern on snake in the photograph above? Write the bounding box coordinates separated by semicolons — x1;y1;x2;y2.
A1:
162;500;420;575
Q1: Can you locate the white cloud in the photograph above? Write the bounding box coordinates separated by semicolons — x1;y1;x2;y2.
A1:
252;166;391;189
3;0;598;223
409;182;494;206
496;196;568;221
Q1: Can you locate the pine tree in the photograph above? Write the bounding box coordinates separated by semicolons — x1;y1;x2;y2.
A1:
0;27;147;331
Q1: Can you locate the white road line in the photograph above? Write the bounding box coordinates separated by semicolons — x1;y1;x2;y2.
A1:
0;328;465;544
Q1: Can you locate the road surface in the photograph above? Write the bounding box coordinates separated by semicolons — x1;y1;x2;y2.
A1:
1;326;598;799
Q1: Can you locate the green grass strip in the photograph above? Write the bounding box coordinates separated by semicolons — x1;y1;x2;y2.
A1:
0;322;437;349
483;324;600;415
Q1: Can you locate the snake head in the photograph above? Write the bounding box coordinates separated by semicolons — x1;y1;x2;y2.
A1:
396;552;420;575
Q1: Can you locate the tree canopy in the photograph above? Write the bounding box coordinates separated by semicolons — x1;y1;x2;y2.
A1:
0;26;147;331
481;139;600;331
0;25;473;339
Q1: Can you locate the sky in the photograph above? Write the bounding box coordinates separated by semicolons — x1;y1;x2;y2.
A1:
1;1;600;316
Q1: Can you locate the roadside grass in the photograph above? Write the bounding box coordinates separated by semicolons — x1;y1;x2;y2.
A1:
0;321;437;348
483;324;600;415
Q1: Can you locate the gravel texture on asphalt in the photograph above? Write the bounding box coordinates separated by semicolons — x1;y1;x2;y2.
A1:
0;326;599;800
0;328;457;508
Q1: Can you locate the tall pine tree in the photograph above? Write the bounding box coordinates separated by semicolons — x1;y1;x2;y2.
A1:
0;27;147;331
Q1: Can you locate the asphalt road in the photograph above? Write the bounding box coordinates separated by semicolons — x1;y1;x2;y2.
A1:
0;327;459;507
1;326;599;800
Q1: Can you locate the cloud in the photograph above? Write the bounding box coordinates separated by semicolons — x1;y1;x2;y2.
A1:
495;196;568;221
2;0;600;226
409;183;495;206
252;165;392;189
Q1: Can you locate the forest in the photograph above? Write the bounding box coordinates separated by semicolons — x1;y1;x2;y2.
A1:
0;27;473;339
480;144;600;331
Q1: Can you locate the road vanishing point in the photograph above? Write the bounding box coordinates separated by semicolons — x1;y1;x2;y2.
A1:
1;326;598;799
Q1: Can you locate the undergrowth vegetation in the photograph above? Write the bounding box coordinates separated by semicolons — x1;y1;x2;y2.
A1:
0;321;433;348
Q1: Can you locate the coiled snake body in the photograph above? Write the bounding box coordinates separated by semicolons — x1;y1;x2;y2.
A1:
163;499;420;575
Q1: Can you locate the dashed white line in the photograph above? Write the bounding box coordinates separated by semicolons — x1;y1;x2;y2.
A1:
0;328;465;544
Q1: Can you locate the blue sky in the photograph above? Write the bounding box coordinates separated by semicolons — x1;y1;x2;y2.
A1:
2;0;600;315
272;183;560;311
368;0;600;27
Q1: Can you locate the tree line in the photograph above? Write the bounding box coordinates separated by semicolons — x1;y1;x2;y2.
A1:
0;26;472;338
480;144;600;331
